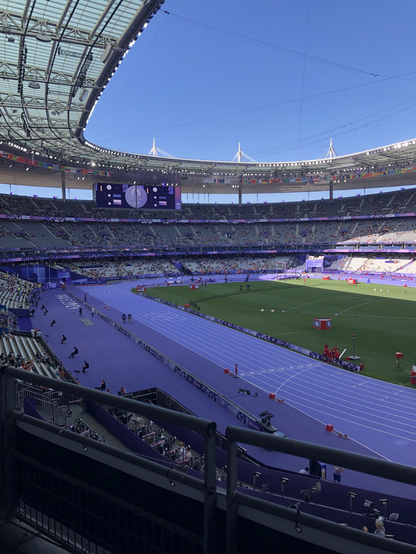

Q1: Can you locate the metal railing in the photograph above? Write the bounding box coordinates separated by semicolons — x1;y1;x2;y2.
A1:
225;426;416;554
1;366;217;554
15;381;82;426
2;368;416;554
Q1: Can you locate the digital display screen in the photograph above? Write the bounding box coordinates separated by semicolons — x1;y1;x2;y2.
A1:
95;184;181;210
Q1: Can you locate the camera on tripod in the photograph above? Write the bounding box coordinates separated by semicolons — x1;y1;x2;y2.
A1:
259;410;274;425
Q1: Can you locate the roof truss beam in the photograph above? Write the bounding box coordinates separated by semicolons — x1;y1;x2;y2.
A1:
0;93;82;111
0;10;118;47
1;62;96;86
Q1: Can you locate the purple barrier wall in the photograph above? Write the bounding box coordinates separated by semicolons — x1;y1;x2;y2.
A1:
23;397;44;420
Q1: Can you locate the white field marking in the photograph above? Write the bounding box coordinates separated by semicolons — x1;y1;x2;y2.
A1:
227;348;336;379
241;391;393;461
140;321;264;364
337;298;388;315
285;294;351;313
338;313;416;321
149;313;180;322
159;324;273;368
119;304;281;382
127;311;223;353
245;366;294;376
209;344;315;378
298;366;416;398
312;384;416;413
286;310;416;321
240;371;300;386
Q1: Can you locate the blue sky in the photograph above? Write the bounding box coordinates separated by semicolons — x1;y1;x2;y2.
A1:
86;0;416;161
4;0;416;202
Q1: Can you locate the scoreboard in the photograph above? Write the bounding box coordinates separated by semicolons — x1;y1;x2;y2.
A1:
95;183;181;210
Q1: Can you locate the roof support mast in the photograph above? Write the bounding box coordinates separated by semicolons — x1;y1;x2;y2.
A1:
232;143;257;207
148;137;175;158
232;142;257;163
323;138;338;200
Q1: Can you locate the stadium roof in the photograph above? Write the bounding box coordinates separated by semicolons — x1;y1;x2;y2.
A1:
1;0;416;196
0;0;161;156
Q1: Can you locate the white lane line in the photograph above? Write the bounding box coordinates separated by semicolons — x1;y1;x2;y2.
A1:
273;367;316;395
82;283;416;452
278;393;416;438
277;384;416;429
285;399;416;445
93;289;416;412
241;371;416;430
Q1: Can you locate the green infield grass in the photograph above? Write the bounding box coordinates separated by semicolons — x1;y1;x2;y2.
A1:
134;279;416;386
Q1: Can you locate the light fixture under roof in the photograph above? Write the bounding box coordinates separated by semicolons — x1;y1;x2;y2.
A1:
28;81;40;89
35;33;52;42
79;89;89;102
